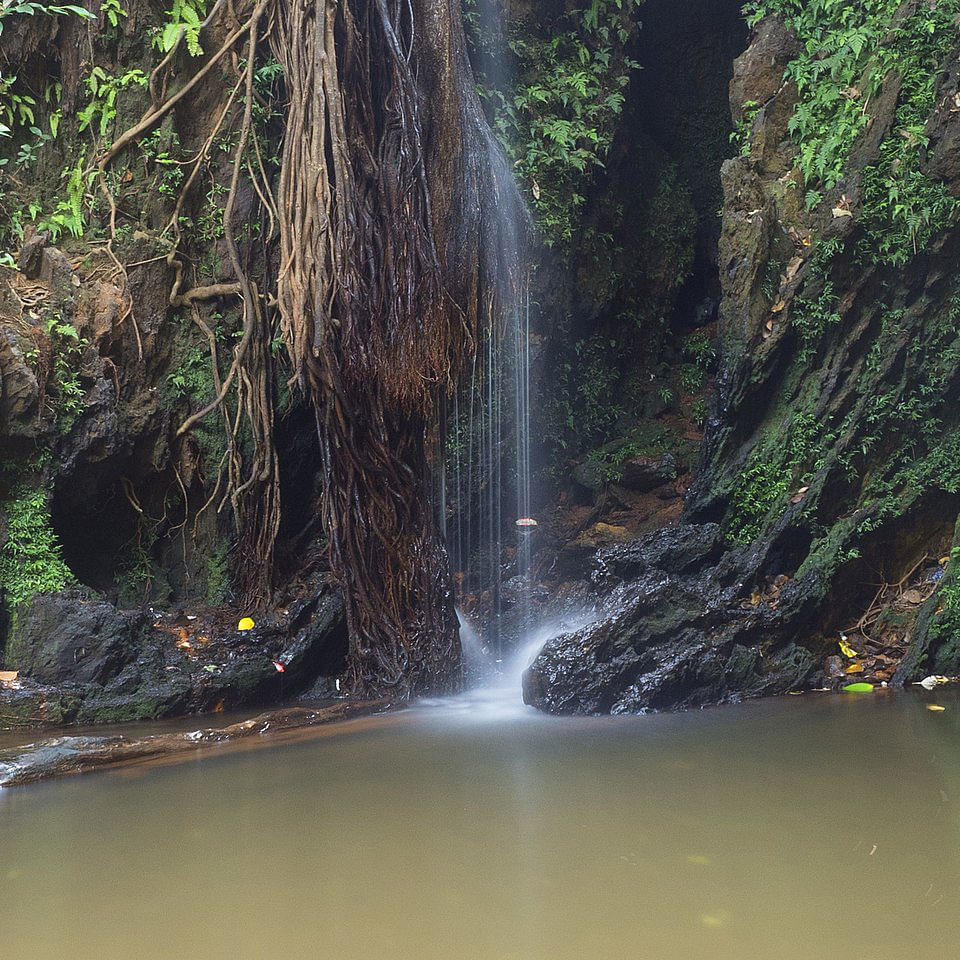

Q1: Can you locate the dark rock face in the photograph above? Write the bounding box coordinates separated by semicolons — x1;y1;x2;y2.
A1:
11;592;150;686
1;581;347;726
0;323;42;437
727;18;801;123
619;453;677;492
523;524;819;714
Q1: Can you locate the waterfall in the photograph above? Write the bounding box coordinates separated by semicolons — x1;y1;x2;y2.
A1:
446;275;533;668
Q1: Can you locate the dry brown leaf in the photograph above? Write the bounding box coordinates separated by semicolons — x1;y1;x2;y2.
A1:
771;299;786;314
784;256;803;282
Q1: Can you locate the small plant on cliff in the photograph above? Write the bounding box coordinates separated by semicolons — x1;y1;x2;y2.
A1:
0;484;73;622
77;67;148;140
36;159;90;240
0;1;94;136
727;410;819;545
153;0;207;56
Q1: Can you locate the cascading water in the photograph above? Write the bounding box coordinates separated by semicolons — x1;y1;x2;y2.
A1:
446;274;535;670
439;0;542;688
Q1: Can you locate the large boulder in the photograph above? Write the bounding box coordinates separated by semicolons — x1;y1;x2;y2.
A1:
9;592;150;685
523;524;820;715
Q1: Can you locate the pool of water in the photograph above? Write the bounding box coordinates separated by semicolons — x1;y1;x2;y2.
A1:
1;688;958;959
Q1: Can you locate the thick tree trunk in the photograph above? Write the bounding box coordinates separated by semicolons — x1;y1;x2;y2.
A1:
270;0;523;698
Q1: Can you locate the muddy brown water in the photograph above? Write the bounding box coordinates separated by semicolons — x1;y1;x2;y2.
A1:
1;689;958;959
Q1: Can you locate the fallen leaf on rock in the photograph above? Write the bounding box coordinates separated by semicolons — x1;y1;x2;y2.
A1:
927;705;947;712
832;206;853;218
771;299;786;313
845;662;865;674
839;638;859;659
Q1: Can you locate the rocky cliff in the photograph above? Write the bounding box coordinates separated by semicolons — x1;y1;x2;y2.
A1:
526;5;960;713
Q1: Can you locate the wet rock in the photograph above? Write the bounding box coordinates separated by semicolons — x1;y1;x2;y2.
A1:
0;698;387;788
729;18;801;122
524;523;819;715
10;592;150;686
19;237;77;299
593;522;724;585
0;324;42;437
619;452;677;492
571;459;604;491
925;58;960;195
2;581;348;728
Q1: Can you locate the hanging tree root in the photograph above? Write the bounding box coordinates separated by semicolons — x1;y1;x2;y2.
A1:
99;0;280;607
97;0;523;695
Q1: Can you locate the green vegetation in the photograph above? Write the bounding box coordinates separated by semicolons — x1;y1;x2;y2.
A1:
0;471;73;630
925;524;960;669
542;333;625;466
77;67;147;140
467;0;641;245
729;99;761;157
727;410;818;545
154;0;207;57
723;1;960;551
206;544;230;605
583;422;675;484
743;0;960;260
0;1;94;137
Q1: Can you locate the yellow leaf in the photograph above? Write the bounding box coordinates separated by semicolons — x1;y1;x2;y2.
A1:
927;705;947;712
839;638;858;658
845;662;865;674
939;556;950;566
238;617;255;631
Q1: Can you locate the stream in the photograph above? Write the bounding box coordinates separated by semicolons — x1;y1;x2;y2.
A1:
1;685;958;959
